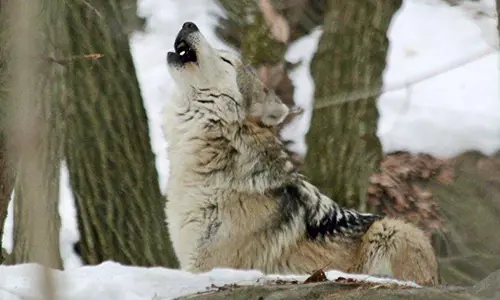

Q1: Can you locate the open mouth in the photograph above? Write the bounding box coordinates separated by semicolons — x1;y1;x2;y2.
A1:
167;22;200;66
173;36;197;64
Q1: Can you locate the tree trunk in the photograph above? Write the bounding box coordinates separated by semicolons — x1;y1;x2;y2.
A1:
0;0;15;262
0;136;13;263
63;0;178;267
304;0;402;210
2;0;64;271
497;0;499;44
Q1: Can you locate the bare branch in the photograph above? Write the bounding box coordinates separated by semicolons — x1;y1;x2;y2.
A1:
48;53;104;66
313;46;498;110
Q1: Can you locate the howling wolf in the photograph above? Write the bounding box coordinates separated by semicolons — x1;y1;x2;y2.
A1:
162;21;439;285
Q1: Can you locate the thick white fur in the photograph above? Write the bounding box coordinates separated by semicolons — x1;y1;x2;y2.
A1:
162;25;439;285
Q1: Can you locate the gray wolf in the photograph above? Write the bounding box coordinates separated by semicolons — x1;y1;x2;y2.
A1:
162;21;439;285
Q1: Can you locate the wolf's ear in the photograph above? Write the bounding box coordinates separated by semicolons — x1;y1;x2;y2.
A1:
250;90;289;127
237;63;289;126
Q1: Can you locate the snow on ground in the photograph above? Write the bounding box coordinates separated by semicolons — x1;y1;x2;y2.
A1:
0;262;419;300
378;0;500;157
1;0;499;299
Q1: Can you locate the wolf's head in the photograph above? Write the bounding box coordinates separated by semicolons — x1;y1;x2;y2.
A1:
167;22;289;126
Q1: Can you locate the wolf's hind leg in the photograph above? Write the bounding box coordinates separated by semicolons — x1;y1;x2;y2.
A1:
351;217;439;285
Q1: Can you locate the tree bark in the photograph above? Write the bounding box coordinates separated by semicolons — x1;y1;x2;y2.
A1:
0;135;12;263
63;0;178;267
3;0;64;271
0;0;15;262
304;0;402;210
497;0;499;44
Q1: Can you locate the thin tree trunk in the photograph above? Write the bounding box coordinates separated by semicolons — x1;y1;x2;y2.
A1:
0;1;15;262
497;0;499;43
63;0;178;267
4;3;63;296
304;0;402;210
0;136;13;263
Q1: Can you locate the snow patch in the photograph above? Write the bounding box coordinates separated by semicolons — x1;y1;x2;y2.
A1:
0;262;419;300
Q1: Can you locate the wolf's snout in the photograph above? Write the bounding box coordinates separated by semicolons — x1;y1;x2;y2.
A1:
178;21;199;38
169;21;200;65
182;22;198;31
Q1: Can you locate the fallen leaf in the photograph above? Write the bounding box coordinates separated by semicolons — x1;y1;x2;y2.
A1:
304;269;328;284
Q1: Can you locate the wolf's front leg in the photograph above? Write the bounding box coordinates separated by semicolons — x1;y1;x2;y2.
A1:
350;217;439;285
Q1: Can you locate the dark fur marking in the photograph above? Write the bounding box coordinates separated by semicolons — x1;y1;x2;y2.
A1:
201;203;221;241
207;118;219;125
306;203;381;240
270;183;381;240
270;184;305;232
204;220;221;241
197;99;214;104
199;92;240;108
220;57;233;66
249;167;268;182
176;112;195;123
220;93;240;107
276;184;303;220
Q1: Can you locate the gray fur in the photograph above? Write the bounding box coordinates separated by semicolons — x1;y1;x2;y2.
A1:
162;23;439;285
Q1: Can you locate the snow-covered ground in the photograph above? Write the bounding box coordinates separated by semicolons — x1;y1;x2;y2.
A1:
1;0;499;299
0;262;419;300
379;0;500;157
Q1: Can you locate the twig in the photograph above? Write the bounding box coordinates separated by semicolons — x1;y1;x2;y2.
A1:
313;46;498;110
48;53;104;66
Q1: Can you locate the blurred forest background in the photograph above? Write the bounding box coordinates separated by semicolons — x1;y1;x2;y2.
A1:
0;0;499;294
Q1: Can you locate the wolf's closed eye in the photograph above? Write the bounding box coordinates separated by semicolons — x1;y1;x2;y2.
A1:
220;57;233;66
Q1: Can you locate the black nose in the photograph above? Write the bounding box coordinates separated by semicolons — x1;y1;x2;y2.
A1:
182;22;198;31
